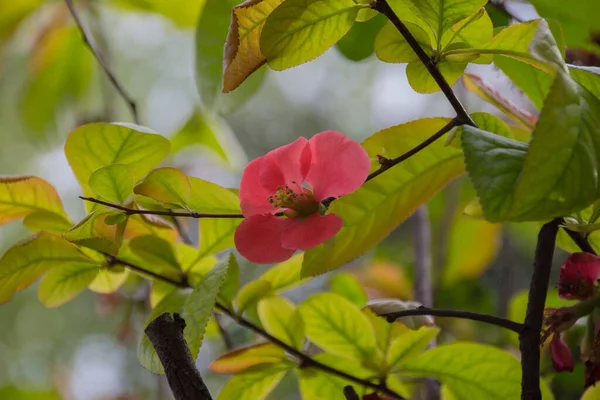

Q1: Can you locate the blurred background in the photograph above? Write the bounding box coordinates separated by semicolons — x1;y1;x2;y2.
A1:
0;0;597;399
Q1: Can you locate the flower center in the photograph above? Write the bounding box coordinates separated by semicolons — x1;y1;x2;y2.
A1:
267;183;319;217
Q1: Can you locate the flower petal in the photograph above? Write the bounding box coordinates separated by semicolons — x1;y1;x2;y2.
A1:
550;335;574;373
305;130;370;200
259;137;310;192
280;213;343;250
234;214;295;264
559;252;600;300
240;157;276;216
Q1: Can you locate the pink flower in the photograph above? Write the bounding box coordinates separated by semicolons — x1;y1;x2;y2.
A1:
541;307;577;344
234;130;370;264
558;252;600;300
549;334;574;372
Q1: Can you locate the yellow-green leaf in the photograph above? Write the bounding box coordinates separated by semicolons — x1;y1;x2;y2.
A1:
127;235;182;281
183;257;230;359
582;384;600;400
236;279;272;313
38;263;99;307
210;343;286;374
187;177;241;213
298;293;377;360
302;118;464;276
260;0;360;70
0;176;70;227
220;253;240;304
89;164;134;204
217;364;289;400
406;60;467;93
329;273;367;307
22;210;72;234
198;218;241;259
258;295;304;349
88;268;129;294
374;21;433;63
223;0;284;92
0;232;97;304
133;167;191;207
386;326;440;372
65;123;170;209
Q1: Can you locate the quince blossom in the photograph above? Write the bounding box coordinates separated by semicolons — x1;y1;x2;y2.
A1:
234;130;370;264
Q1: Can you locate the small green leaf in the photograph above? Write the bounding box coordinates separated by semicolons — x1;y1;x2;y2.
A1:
260;253;308;291
329;273;367;307
65;123;170;209
402;343;553;399
582;383;600;400
183;257;230;359
336;14;387;62
375;21;433;63
22;210;72;233
303;118;464;276
298;293;377;360
386;326;440;372
134;167;191;207
198;218;241;259
217;254;238;302
88;268;129;294
216;364;289;400
89;164;134;204
494;56;553;110
0;176;70;227
186;177;241;214
260;0;360;70
104;212;128;225
210;343;286;374
128;235;181;273
38;263;99;307
236;279;272;313
138;291;188;374
0;232;97;304
406;60;468;93
258;295;304;349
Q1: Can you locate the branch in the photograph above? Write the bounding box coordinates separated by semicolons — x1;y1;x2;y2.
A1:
364;117;461;182
108;255;405;400
373;0;475;127
519;218;561;400
383;307;524;333
343;386;360;400
80;197;244;219
65;0;140;124
145;313;213;400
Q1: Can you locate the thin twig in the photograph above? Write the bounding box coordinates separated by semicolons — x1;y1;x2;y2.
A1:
80;197;244;219
364;117;462;183
383;307;524;333
105;252;188;288
64;0;140;124
108;255;405;400
519;218;561;400
373;0;475;127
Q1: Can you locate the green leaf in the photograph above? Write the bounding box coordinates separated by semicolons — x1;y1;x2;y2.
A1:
298;293;377;360
582;383;600;400
494;56;553;110
303;118;464;276
0;232;98;304
220;253;240;304
386;326;440;372
329;273;368;307
187;177;241;213
236;279;272;313
22;211;73;234
37;263;99;307
128;235;182;273
216;364;289;400
528;0;600;53
182;257;230;359
259;253;308;291
65;123;170;208
138;291;188;374
402;343;553;399
260;0;360;70
89;164;134;204
210;343;286;374
171;111;228;161
336;14;387;62
374;21;433;63
88;268;129;294
198;218;241;259
408;0;486;47
0;176;70;227
196;0;265;110
258;295;304;349
571;66;600;99
406;60;467;93
463;72;600;221
133;167;191;207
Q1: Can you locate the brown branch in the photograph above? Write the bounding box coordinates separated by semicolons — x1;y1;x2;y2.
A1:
373;0;475;127
108;255;405;400
80;197;244;219
519;218;561;400
343;386;360;400
383;306;523;332
145;313;213;400
64;0;139;124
